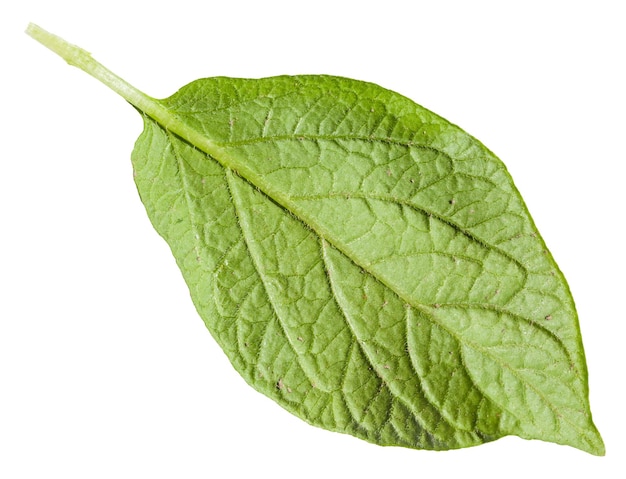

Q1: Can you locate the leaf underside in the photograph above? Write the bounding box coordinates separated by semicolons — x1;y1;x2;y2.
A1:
130;75;603;454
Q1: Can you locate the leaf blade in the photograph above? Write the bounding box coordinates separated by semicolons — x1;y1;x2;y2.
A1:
130;75;603;454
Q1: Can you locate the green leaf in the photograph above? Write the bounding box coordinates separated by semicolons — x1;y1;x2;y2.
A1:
27;23;604;455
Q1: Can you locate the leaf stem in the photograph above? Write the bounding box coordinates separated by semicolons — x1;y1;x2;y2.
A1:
26;23;231;160
25;24;159;114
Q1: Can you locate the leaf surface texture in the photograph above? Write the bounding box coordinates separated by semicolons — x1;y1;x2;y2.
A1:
128;76;603;454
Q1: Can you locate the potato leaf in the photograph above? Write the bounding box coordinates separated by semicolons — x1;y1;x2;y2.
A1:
27;24;604;455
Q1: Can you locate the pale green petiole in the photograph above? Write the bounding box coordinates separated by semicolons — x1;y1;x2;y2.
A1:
26;24;157;118
26;23;224;159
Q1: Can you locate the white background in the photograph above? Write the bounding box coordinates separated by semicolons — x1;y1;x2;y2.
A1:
2;1;624;477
